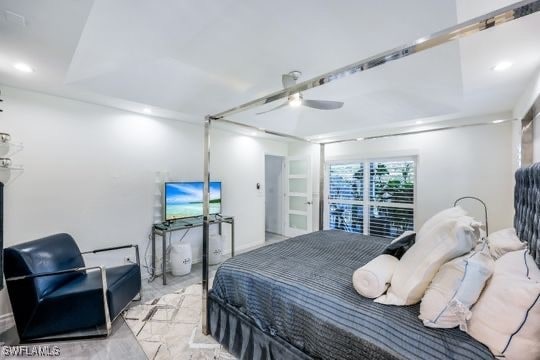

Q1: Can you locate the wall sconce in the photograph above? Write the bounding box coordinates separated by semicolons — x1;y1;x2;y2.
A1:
0;158;12;168
0;92;24;184
0;133;11;143
0;133;11;157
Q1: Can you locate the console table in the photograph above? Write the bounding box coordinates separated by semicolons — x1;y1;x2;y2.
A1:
150;214;234;285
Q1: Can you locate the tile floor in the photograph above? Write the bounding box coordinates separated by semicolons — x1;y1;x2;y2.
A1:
0;232;288;359
124;282;235;359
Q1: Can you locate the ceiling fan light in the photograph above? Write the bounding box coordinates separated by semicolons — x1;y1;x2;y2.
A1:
289;93;302;107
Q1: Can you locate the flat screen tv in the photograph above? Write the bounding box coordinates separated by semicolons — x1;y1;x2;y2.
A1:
164;181;221;221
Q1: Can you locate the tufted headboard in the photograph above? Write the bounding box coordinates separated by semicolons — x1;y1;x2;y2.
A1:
514;162;540;267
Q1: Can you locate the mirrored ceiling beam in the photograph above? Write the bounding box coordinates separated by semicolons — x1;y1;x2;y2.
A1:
216;117;309;142
321;118;516;145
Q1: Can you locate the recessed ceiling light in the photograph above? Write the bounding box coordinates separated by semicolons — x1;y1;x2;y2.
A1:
143;107;152;114
356;137;364;141
492;61;513;72
13;62;34;73
416;120;423;125
492;119;505;124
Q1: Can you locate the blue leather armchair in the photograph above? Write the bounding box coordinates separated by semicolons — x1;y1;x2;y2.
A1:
3;233;141;342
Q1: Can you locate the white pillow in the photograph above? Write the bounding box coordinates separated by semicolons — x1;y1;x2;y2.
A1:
419;243;494;329
375;216;479;306
352;254;399;299
485;228;526;259
416;206;467;244
467;250;540;360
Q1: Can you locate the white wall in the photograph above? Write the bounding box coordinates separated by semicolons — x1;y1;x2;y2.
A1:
315;123;515;233
210;131;288;252
0;86;287;318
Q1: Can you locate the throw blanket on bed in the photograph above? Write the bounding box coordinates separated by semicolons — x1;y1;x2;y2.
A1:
211;230;492;360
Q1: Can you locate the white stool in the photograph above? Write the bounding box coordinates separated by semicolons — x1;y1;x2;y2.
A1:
170;243;192;276
209;233;223;265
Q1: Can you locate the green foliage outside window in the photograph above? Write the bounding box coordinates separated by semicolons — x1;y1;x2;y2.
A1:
329;160;415;238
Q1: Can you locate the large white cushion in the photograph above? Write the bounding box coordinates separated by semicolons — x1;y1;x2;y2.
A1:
485;228;526;259
467;250;540;360
419;243;494;329
375;216;479;306
352;254;399;299
416;206;467;244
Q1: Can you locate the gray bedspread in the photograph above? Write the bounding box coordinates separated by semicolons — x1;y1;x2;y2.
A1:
211;230;493;360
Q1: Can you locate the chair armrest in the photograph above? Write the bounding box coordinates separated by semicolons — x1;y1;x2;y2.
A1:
81;244;140;266
5;265;105;281
5;265;113;335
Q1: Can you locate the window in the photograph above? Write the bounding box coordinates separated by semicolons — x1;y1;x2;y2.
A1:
327;158;415;238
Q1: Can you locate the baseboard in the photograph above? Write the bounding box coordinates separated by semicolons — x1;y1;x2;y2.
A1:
191;239;266;264
0;313;15;334
141;239;265;279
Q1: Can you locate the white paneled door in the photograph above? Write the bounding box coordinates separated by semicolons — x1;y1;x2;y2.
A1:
285;156;312;237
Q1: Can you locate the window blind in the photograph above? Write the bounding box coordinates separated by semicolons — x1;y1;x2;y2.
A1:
328;158;415;238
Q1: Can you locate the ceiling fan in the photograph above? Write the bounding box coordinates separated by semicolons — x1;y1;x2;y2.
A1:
256;71;344;115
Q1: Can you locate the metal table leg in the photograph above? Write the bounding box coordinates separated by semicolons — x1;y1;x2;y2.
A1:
162;232;167;285
151;228;156;279
231;218;235;258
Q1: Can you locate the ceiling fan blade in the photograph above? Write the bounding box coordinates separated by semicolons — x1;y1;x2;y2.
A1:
302;99;344;110
282;74;297;88
256;102;289;115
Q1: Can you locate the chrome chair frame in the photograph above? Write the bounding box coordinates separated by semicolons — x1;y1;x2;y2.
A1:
5;244;141;342
80;244;142;302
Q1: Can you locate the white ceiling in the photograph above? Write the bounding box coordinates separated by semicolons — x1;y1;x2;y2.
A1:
0;0;539;140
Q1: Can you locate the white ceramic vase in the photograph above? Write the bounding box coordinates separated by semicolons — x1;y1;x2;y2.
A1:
170;242;192;276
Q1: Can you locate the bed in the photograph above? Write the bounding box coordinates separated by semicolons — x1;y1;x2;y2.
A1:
208;164;540;360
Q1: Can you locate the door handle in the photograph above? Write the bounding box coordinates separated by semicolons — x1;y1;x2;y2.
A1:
306;201;312;205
